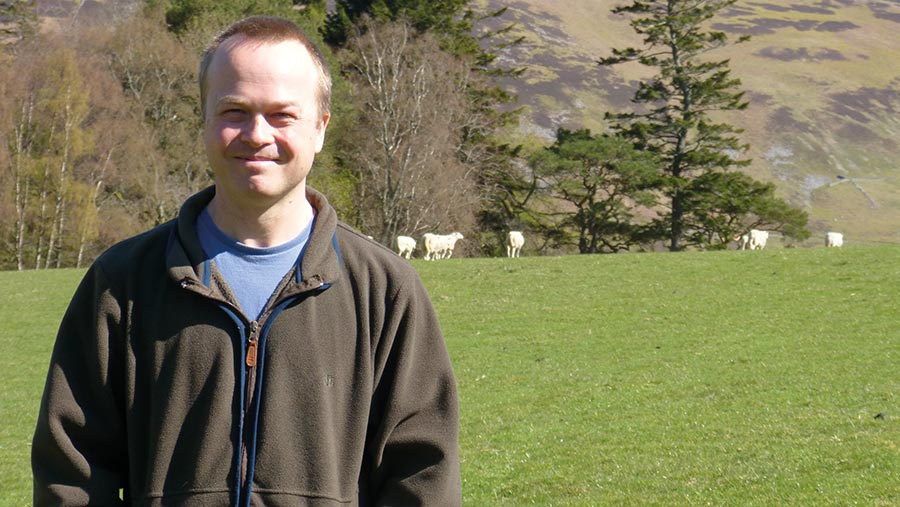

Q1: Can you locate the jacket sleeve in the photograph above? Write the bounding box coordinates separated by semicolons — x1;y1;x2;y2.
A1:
32;262;128;506
367;272;462;506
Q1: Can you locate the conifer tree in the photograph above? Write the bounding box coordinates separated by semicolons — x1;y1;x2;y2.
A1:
600;0;807;250
529;128;659;253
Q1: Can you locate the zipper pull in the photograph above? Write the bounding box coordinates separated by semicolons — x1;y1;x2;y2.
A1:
246;321;260;367
246;338;258;367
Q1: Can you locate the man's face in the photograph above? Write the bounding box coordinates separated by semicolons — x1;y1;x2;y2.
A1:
202;37;329;210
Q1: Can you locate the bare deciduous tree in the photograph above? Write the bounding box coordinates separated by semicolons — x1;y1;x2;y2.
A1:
339;18;477;245
40;48;91;268
0;43;92;270
6;85;37;270
0;10;181;270
104;12;205;225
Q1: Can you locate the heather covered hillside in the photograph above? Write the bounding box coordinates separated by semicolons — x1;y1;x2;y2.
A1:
473;0;900;246
4;0;898;260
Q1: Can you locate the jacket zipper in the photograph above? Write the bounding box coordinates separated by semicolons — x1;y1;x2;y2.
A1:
241;320;260;494
235;290;324;505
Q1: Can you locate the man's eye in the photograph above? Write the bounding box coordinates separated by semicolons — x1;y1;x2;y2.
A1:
268;113;295;125
221;109;246;120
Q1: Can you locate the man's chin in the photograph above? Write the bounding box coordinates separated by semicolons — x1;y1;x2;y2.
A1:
240;179;305;202
235;159;279;173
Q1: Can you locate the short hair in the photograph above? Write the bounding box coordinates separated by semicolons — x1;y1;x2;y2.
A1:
199;15;332;120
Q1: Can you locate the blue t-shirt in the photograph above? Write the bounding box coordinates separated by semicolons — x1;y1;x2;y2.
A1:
197;208;311;321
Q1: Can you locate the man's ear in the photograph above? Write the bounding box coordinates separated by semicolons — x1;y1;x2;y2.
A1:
314;113;331;153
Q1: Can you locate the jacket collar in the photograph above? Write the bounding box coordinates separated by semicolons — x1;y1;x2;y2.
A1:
166;185;343;294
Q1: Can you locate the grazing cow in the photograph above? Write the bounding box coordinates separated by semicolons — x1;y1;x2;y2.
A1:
396;235;416;259
423;232;464;260
506;231;524;258
826;231;844;248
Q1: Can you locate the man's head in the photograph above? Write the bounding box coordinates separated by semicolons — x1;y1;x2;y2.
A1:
199;16;331;121
201;16;332;214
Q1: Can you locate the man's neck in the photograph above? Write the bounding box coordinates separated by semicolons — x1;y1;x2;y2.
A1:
207;189;314;248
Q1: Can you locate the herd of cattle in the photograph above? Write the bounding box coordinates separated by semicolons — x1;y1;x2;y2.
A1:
392;229;844;259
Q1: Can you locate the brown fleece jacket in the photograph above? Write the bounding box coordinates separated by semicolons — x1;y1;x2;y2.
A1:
32;186;461;506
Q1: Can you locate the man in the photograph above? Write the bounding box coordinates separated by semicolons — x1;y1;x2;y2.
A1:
32;16;461;506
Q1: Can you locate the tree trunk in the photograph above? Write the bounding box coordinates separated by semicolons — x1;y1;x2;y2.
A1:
12;96;36;270
16;178;30;271
34;158;51;270
46;91;75;269
12;109;30;270
54;209;66;269
670;189;684;252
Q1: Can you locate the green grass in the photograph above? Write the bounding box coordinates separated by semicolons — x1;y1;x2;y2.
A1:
0;268;85;503
417;246;900;505
3;247;899;505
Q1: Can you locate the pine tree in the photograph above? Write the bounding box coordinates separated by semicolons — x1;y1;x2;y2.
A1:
600;0;807;250
324;0;469;46
528;129;659;253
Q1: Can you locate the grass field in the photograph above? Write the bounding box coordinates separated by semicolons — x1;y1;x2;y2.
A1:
2;246;899;505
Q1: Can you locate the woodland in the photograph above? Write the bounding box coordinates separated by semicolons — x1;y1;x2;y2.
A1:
0;0;809;270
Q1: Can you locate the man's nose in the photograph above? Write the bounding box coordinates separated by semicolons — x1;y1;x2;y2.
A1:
241;114;275;146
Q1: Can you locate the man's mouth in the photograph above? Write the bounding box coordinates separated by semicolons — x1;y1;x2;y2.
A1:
236;155;277;162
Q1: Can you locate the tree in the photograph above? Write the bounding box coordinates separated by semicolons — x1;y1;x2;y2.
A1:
528;128;659;253
680;171;809;249
472;142;534;256
337;18;477;243
2;45;93;270
324;0;469;47
323;1;522;255
1;65;38;270
104;10;206;226
0;6;186;270
599;0;807;251
37;48;92;269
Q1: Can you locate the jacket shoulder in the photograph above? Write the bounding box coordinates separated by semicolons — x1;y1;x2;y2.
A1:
333;224;420;284
92;220;175;279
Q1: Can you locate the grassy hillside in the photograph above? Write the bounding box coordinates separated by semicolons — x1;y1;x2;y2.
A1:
3;246;899;504
472;0;900;247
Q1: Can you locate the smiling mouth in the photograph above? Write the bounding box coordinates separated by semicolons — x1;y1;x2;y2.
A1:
237;156;277;162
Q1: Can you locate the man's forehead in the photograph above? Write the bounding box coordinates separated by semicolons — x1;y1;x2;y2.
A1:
218;35;310;60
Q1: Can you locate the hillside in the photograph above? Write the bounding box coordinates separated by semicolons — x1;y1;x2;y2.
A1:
472;0;900;247
11;0;898;249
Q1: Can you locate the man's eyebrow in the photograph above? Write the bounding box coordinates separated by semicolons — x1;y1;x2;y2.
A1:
215;96;300;110
214;96;249;107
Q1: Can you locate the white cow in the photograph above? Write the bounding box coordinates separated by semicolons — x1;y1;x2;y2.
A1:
396;235;416;259
825;231;844;248
423;232;464;260
737;229;768;250
506;231;524;258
